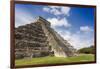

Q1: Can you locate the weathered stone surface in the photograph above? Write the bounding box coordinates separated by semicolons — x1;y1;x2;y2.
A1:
15;16;77;59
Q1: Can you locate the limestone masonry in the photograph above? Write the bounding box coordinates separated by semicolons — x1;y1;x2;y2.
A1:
15;16;77;59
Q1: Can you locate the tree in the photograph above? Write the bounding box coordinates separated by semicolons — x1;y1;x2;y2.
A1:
78;45;94;54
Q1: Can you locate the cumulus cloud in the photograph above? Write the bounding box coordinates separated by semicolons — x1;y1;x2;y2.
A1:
43;6;71;16
47;17;71;28
57;30;94;49
43;7;50;12
80;26;93;32
69;32;94;49
50;7;61;15
61;7;70;16
15;6;34;27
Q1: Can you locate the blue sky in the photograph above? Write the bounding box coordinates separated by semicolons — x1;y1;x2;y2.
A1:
15;4;95;49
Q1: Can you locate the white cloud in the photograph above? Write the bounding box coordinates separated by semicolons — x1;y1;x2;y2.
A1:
15;6;34;27
50;7;61;15
53;25;94;49
61;7;71;16
47;17;71;28
43;7;50;12
43;6;71;16
69;33;94;49
80;26;93;32
57;30;94;49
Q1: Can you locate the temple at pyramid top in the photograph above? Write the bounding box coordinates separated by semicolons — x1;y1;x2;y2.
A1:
33;16;51;26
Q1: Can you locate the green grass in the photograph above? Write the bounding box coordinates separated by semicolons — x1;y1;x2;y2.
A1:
15;54;95;66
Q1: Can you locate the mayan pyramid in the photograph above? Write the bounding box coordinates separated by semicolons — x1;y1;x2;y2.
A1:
15;16;77;59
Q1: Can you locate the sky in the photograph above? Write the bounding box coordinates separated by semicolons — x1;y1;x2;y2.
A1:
15;4;95;49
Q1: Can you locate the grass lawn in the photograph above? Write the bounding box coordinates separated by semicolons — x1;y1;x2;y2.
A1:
15;54;95;66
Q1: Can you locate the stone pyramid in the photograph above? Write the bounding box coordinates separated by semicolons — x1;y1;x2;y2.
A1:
15;16;77;59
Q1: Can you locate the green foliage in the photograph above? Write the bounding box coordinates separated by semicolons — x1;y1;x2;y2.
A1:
78;45;95;54
15;54;94;66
